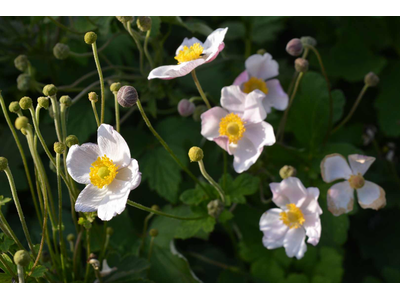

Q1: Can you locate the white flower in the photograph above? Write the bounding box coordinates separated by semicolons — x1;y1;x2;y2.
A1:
259;177;322;260
233;53;288;114
100;259;117;277
201;85;275;173
66;124;141;221
148;28;228;80
320;154;386;216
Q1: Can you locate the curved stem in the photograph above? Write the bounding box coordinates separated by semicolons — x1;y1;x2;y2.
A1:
139;212;154;256
198;160;225;203
91;42;105;124
191;70;211;109
144;30;154;69
126;22;144;76
91;101;100;128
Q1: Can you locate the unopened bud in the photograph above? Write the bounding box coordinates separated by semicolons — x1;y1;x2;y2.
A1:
0;157;8;171
137;16;152;32
14;55;29;72
67;233;75;242
66;135;79;148
17;74;31;91
151;205;160;211
116;16;134;24
13;250;30;267
193;105;207;122
188;146;204;162
54;142;66;154
279;165;297;179
43;84;57;97
149;228;158;237
88;92;98;102
110;82;121;93
364;72;379;87
106;227;114;236
38;97;50;109
207;200;224;218
9;101;21;114
177;99;195;117
15;116;29;130
286;38;303;56
60;95;72;107
294;58;309;73
117;86;138;108
300;36;317;47
19;96;32;110
53;43;70;60
257;49;266;55
84;32;97;45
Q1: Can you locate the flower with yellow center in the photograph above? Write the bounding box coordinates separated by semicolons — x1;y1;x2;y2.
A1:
174;43;204;64
280;204;305;229
89;155;119;189
243;77;269;94
218;113;246;144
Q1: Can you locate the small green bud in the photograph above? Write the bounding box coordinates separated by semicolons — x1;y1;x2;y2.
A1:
117;86;138;108
14;55;29;72
286;38;303;56
110;82;121;93
60;95;72;107
53;43;70;60
0;157;8;171
106;227;114;236
19;96;32;110
207;200;224;218
294;58;309;73
364;72;379;87
151;205;160;211
17;74;31;91
14;250;30;267
38;97;50;109
67;233;75;242
257;49;266;55
279;165;297;179
88;92;98;102
15;116;29;130
54;142;66;154
43;84;57;97
84;32;97;45
8;101;21;114
192;105;207;122
149;228;158;237
300;36;317;47
137;16;152;32
116;16;134;24
66;135;79;148
188;146;204;162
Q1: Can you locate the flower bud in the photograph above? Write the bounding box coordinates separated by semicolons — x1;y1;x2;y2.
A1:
192;105;207;122
294;58;309;73
88;92;98;102
84;32;97;45
117;86;138;108
19;96;32;110
188;146;204;162
177;99;195;117
151;205;160;211
149;228;158;237
9;101;21;114
207;200;224;218
300;36;317;47
116;16;134;24
13;250;30;267
0;157;8;171
14;55;29;72
137;16;152;32
364;72;379;87
60;95;72;107
53;43;70;60
54;142;66;154
17;74;31;91
15;116;29;130
257;49;266;55
43;84;57;97
110;82;121;93
67;233;75;242
286;38;303;56
66;135;79;148
106;227;114;236
38;97;50;109
279;165;297;179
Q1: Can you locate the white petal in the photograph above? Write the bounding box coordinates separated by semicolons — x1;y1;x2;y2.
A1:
232;137;263;173
242;90;267;123
301;187;322;215
245;122;275;150
213;136;232;155
320;154;353;183
263;79;289;111
259;208;289;242
200;107;228;140
97;179;131;221
75;184;107;213
202;27;228;63
348;154;376;176
97;124;131;169
148;59;205;80
233;70;249;86
283;228;307;260
357;180;386;210
220;85;246;115
245;53;279;80
270;177;308;208
116;158;142;190
175;37;203;55
67;143;101;184
303;213;321;246
327;181;354;216
270;183;290;207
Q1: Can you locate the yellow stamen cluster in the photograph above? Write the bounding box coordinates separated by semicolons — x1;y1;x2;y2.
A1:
219;113;246;144
89;155;118;189
174;43;204;64
348;173;365;189
243;77;269;94
280;204;305;229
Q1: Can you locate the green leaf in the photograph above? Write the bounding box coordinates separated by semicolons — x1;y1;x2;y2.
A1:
0;233;15;252
286;273;309;283
180;183;216;206
0;195;11;206
312;247;344;283
175;216;215;240
105;254;150;283
29;265;48;278
0;273;13;283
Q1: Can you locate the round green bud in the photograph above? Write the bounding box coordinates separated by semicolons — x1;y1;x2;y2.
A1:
14;55;29;72
84;32;97;45
149;228;158;237
15;116;29;130
66;135;79;148
151;205;160;211
364;72;379;87
106;227;114;236
67;233;75;242
17;74;31;91
117;86;138;108
279;165;297;179
207;200;224;219
110;82;121;93
43;84;57;97
0;157;8;171
38;97;50;109
137;16;152;32
294;58;309;73
13;250;30;267
8;101;21;114
54;142;66;154
53;43;70;60
19;96;32;110
60;95;72;107
300;36;317;47
116;16;134;24
188;146;204;162
88;92;98;102
192;105;207;122
286;38;303;57
257;49;266;55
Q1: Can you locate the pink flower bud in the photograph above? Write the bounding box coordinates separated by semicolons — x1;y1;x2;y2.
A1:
177;99;195;117
286;38;303;56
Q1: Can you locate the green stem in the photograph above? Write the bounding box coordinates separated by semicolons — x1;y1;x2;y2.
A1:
73;229;83;280
139;212;154;256
144;30;154;69
126;22;144;76
84;229;91;283
98;224;109;263
46;16;94;35
17;265;25;283
49;95;63;142
191;69;211;109
91;42;105;124
113;92;120;132
91;101;100;128
0;210;25;250
0;254;17;278
198;160;225;203
148;236;155;261
56;153;67;283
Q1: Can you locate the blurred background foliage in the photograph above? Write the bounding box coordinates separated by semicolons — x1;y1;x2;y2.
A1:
0;16;399;283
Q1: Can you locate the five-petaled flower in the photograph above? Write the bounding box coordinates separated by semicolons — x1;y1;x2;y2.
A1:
320;154;386;216
201;85;275;173
233;53;288;114
259;177;322;260
67;124;141;221
148;28;228;80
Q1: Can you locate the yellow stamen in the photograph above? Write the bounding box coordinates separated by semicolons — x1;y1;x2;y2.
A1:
89;155;118;189
280;204;305;229
219;113;246;144
243;77;269;94
174;43;204;64
348;173;365;189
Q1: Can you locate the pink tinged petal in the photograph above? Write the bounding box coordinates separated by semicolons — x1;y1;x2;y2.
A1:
242;90;267;123
245;53;279;80
357;180;386;211
270;182;290;207
75;184;107;213
67;143;101;185
348;154;376;176
259;208;289;242
301;187;322;215
97;179;131;221
220;85;246;115
327;181;354;216
200;107;228;140
147;59;205;80
97;124;131;169
203;28;228;63
320;154;353;183
283;228;307;259
271;177;308;208
206;42;225;63
116;158;142;190
233;70;249;86
303;213;321;246
263;79;289;111
245;122;276;149
232;137;262;173
213;136;233;155
175;37;204;55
